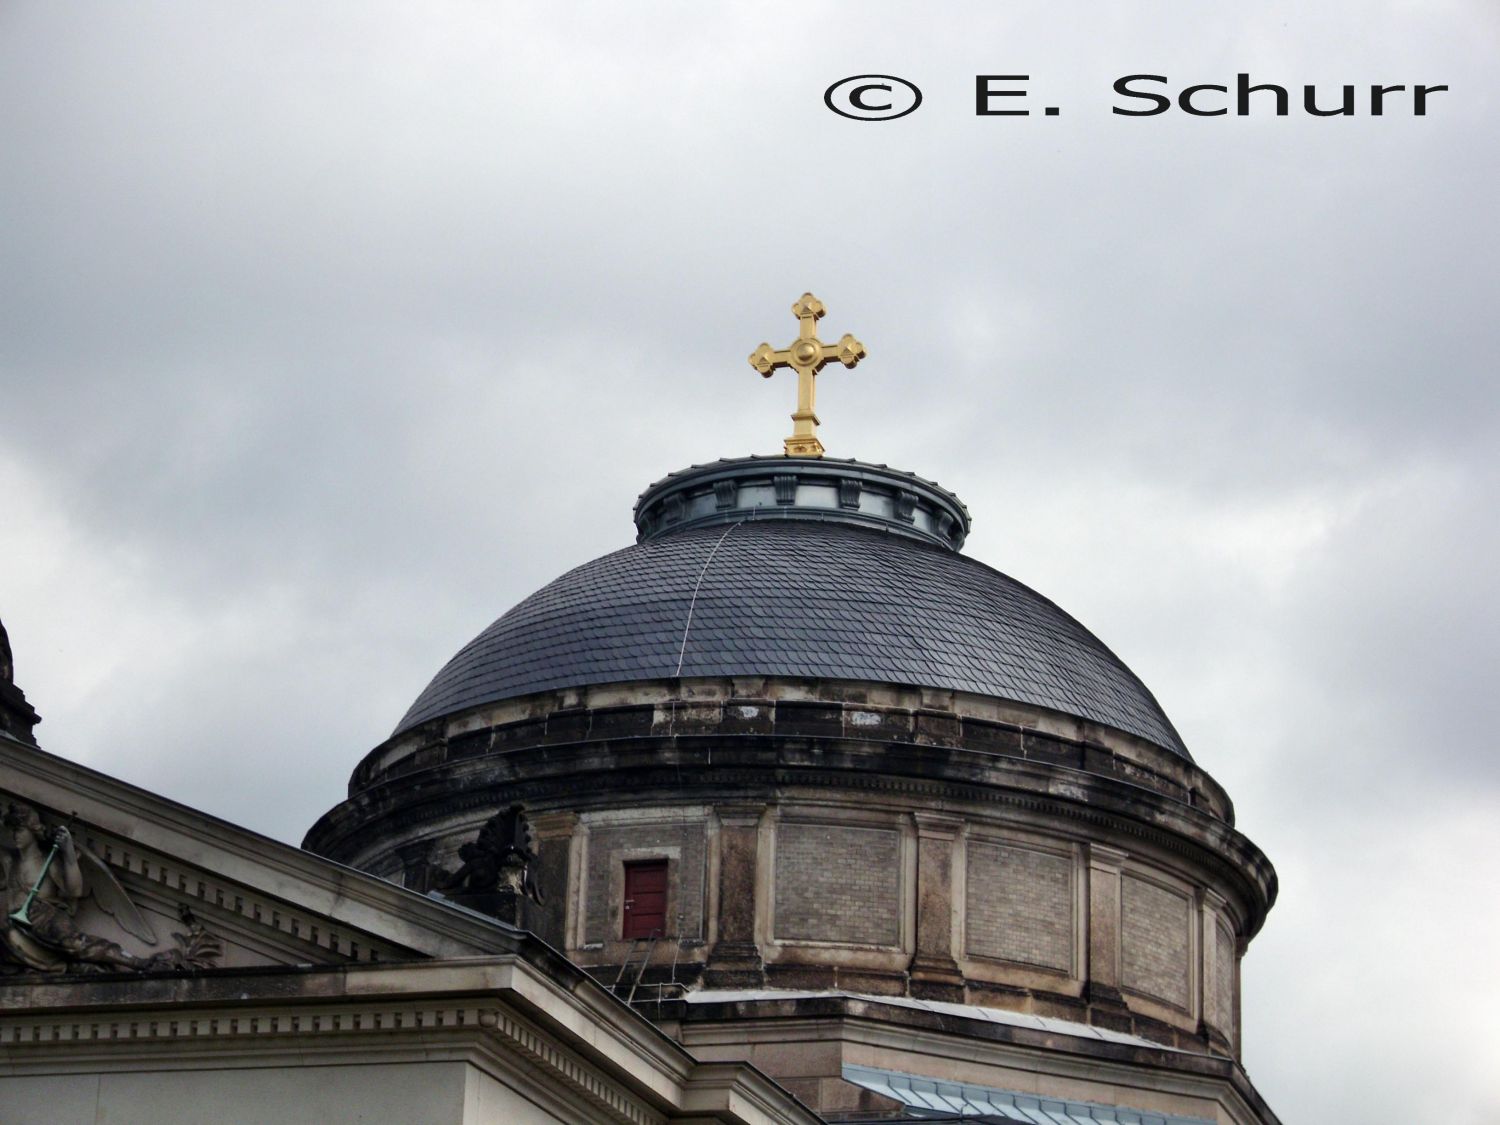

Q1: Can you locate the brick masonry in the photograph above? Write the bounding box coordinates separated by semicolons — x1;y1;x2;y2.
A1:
774;822;900;946
964;840;1073;971
584;822;706;945
1121;873;1191;1009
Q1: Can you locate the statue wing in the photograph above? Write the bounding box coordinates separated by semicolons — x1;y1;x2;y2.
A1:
77;848;158;945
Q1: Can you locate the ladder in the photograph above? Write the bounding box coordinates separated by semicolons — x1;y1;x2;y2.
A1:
613;933;659;1003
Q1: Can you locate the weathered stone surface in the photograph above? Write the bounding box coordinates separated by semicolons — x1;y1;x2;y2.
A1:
909;813;963;995
305;678;1276;1059
1121;874;1192;1010
774;822;900;946
0;620;40;746
583;820;707;945
1214;920;1237;1044
966;841;1074;971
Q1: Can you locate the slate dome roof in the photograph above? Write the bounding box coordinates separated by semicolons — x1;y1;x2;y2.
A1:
394;459;1190;760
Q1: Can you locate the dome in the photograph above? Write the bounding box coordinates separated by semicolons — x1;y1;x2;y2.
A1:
395;458;1190;759
310;452;1275;1082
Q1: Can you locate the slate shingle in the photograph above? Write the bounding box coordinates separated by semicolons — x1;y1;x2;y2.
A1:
394;521;1190;759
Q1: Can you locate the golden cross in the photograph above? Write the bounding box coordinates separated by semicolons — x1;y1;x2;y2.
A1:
748;293;866;458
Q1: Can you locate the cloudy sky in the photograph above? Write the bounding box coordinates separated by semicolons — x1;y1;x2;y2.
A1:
2;3;1495;1120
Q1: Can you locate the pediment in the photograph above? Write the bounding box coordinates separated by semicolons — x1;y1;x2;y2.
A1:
1;734;516;979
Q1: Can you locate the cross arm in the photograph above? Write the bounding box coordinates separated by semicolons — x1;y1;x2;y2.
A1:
749;342;794;376
819;333;867;369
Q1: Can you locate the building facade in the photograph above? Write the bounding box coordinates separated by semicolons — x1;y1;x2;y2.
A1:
2;301;1282;1123
304;453;1280;1122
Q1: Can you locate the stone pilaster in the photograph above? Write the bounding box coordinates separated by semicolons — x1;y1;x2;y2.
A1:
1196;885;1236;1054
1084;843;1129;1016
704;805;764;987
527;811;579;948
908;812;965;1001
395;840;440;893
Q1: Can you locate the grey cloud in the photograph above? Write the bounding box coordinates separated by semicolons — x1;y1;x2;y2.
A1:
1;3;1497;1121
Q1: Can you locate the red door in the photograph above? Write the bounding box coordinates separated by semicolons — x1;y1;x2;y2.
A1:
622;860;667;939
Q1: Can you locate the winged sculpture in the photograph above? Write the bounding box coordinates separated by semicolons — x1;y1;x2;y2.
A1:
437;804;544;906
1;799;221;973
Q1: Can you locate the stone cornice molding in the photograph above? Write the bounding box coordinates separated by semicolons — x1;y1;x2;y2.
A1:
0;958;817;1125
347;678;1228;814
676;1000;1281;1125
1088;844;1128;870
679;1061;825;1125
309;738;1275;937
911;811;965;839
716;805;767;828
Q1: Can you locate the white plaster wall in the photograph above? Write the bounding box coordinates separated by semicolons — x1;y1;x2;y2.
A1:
462;1065;591;1124
1;1062;469;1124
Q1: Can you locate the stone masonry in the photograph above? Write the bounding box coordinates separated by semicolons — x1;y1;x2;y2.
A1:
1121;874;1192;1009
584;821;707;945
774;822;900;946
965;840;1073;971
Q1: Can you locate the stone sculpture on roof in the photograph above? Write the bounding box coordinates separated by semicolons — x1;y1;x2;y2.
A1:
0;618;40;745
433;804;544;922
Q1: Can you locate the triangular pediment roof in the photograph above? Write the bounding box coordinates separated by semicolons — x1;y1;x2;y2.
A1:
0;730;560;973
0;731;820;1125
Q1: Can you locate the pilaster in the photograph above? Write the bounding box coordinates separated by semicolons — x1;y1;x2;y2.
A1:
704;805;765;986
1084;843;1128;1014
908;812;965;1001
527;811;579;949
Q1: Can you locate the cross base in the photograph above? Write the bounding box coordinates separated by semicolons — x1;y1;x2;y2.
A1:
783;434;825;457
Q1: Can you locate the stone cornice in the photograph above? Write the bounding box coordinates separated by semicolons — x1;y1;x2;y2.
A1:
675;997;1281;1125
0;958;818;1125
349;678;1226;813
308;735;1276;938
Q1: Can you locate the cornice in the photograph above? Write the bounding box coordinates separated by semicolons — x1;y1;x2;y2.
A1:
675;999;1281;1125
350;681;1223;804
309;736;1276;936
0;957;784;1125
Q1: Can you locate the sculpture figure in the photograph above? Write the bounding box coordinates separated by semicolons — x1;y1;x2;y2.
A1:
437;805;544;906
1;800;220;973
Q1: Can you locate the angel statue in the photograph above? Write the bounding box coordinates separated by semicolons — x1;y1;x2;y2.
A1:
1;800;221;973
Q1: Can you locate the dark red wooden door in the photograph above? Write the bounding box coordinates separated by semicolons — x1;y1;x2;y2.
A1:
622;860;667;939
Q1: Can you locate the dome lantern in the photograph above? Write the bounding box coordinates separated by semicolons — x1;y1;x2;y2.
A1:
633;456;972;551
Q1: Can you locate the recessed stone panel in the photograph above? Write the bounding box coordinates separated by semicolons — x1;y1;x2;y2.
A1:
1121;874;1191;1009
774;822;900;946
583;821;706;945
964;840;1074;971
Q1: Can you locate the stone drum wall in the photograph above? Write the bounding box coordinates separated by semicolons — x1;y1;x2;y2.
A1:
1120;873;1193;1011
774;821;901;947
964;839;1074;973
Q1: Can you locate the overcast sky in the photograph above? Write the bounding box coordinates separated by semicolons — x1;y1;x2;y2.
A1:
2;3;1496;1120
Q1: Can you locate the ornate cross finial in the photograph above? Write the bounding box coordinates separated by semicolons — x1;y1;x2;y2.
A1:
749;292;866;457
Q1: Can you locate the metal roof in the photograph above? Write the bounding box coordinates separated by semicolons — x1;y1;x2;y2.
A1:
394;517;1189;759
841;1064;1213;1124
683;989;1181;1050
